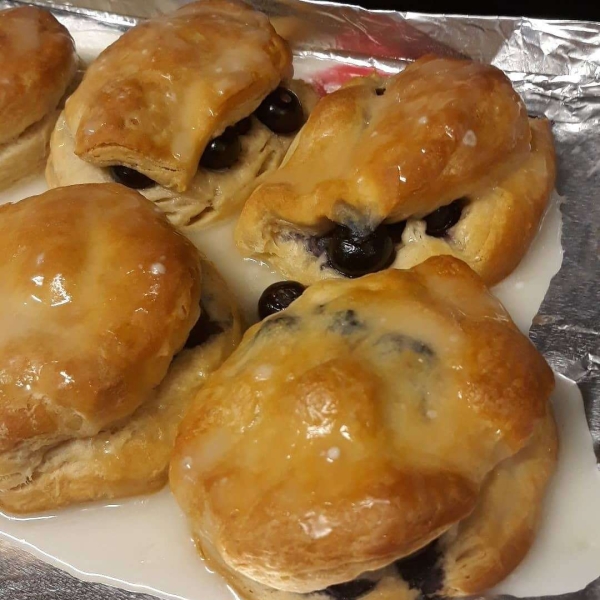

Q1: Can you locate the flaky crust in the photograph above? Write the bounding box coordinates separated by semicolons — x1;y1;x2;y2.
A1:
0;110;58;191
0;259;242;514
64;0;292;191
0;184;201;504
235;57;556;285
0;7;76;145
184;403;557;600
48;81;319;229
170;256;556;593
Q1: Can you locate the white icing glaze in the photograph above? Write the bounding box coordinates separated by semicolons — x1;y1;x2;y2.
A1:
0;23;594;592
462;130;477;146
0;176;596;600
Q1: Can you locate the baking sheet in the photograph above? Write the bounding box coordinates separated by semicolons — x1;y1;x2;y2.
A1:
0;0;599;599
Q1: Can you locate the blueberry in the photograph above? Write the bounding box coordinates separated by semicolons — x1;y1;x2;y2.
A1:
258;281;306;320
233;117;252;136
375;87;386;96
109;166;154;190
424;200;463;238
255;87;304;135
376;334;435;359
308;234;331;258
323;579;377;600
394;540;444;596
329;309;364;335
327;225;395;278
184;304;223;349
200;128;241;170
386;220;407;244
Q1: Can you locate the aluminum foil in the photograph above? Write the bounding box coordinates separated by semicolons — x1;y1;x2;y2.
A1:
0;0;599;598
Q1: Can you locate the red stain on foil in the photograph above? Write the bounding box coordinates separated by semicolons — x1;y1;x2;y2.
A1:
311;64;387;95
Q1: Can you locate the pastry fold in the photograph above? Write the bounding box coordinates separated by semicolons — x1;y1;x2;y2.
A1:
64;0;292;191
235;57;556;285
170;256;557;597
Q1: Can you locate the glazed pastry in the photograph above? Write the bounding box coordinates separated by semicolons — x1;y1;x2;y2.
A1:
47;0;318;229
170;256;557;599
235;57;556;285
0;184;241;514
0;6;77;190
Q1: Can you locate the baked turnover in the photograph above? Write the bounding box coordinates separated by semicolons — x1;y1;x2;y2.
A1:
47;0;317;229
171;256;557;599
0;184;241;513
235;57;556;285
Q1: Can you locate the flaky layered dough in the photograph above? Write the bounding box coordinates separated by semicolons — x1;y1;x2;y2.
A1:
0;6;77;189
170;256;557;595
0;184;204;512
64;0;292;191
0;258;242;514
48;81;318;229
235;57;556;285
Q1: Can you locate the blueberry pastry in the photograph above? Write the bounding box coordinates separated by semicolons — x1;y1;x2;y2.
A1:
46;0;317;229
235;57;556;285
170;256;557;599
0;184;241;513
0;6;77;190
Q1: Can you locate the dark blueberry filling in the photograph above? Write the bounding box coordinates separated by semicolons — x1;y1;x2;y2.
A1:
375;87;386;96
328;309;365;335
109;166;155;189
254;314;301;341
394;541;444;596
323;579;378;600
424;199;464;238
184;303;224;349
308;234;331;258
233;116;253;136
376;333;435;359
258;281;306;320
255;87;304;135
200;127;241;170
386;220;407;244
304;198;464;277
327;225;395;278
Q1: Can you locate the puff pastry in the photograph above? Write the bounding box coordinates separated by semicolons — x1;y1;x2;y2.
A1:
0;184;241;513
0;6;77;190
170;256;557;598
235;57;556;285
48;0;317;228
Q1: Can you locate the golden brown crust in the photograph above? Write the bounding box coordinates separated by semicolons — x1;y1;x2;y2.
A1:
442;407;558;594
0;258;243;514
48;81;319;229
393;118;556;285
65;0;292;191
0;6;76;145
187;401;557;600
170;256;555;593
0;184;201;500
235;57;556;285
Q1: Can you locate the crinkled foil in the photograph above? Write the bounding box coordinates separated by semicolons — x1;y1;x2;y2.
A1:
0;0;599;598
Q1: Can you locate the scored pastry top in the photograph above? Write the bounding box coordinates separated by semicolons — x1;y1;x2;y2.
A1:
65;0;292;191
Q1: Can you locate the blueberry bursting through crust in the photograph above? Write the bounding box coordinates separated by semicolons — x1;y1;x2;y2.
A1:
311;199;465;278
108;86;305;189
